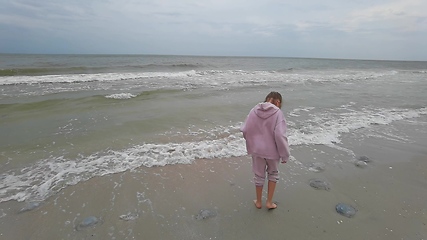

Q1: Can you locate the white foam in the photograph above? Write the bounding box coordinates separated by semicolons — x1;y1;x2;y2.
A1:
105;93;137;99
0;70;198;85
289;107;316;117
119;212;139;221
0;133;247;203
288;107;427;146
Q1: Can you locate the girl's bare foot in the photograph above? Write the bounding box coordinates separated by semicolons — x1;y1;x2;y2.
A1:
266;202;277;210
253;200;262;209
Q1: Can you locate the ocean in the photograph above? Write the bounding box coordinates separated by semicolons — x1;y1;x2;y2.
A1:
1;53;426;206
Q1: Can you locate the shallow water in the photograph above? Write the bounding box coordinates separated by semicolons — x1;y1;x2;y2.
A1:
1;54;426;205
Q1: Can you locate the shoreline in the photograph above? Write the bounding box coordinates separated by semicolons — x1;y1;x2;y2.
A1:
1;140;426;239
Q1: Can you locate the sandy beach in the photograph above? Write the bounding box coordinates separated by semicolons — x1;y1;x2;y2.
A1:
1;120;426;240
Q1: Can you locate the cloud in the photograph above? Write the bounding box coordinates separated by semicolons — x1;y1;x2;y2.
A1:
342;0;427;32
0;0;426;60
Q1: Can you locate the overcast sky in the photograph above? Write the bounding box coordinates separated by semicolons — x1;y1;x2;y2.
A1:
1;0;427;60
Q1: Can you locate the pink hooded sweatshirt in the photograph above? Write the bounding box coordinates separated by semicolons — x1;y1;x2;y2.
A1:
240;102;290;162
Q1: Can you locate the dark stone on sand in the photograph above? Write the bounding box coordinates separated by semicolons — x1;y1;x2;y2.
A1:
195;209;216;220
357;155;371;163
335;203;357;218
355;155;371;168
19;202;42;213
309;178;331;191
76;216;99;230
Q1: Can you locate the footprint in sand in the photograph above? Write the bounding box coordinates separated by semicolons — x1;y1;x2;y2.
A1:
194;209;216;220
309;178;331;191
308;162;326;172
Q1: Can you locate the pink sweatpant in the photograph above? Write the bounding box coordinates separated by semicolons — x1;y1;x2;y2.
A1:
252;155;280;186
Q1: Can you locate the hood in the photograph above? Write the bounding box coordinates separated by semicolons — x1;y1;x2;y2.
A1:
254;102;279;119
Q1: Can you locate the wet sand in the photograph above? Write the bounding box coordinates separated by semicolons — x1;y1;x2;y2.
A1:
1;131;427;240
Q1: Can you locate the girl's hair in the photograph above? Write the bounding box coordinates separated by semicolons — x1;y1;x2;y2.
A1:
264;91;282;102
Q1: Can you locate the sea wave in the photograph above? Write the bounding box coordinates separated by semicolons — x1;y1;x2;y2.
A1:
0;60;207;77
0;69;400;87
0;67;103;77
143;63;203;69
0;62;205;77
0;70;198;85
